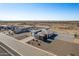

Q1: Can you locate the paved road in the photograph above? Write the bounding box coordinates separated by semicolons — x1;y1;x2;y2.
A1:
0;45;11;56
19;36;34;43
0;33;55;56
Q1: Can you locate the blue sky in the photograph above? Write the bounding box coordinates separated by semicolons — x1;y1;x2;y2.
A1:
0;3;79;21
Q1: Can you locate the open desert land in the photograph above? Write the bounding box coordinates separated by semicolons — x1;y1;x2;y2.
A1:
0;21;79;42
0;21;79;56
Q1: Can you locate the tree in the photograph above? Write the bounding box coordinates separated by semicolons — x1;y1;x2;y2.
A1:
74;34;77;38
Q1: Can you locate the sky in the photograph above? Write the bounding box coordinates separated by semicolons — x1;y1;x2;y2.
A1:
0;3;79;21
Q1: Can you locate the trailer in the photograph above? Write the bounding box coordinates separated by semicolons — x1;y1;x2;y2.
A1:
13;28;30;34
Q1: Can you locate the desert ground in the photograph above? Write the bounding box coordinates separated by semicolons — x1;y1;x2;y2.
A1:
0;21;79;56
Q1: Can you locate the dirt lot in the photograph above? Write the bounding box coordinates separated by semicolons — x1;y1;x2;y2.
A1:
8;32;31;40
27;39;79;56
